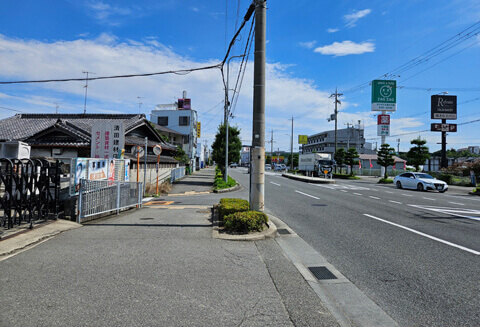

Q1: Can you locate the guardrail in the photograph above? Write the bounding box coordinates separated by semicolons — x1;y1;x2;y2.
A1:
78;179;143;223
171;167;185;183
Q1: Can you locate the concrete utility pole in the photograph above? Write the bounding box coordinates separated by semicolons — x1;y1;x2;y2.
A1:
345;123;351;149
289;116;294;171
330;88;343;155
249;0;266;212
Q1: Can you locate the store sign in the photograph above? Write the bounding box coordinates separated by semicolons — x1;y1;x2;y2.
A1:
377;125;390;136
431;123;457;132
371;80;397;111
377;114;390;125
91;122;125;159
298;135;308;144
431;95;457;120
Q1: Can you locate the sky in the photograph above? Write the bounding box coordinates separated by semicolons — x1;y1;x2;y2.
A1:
1;0;480;153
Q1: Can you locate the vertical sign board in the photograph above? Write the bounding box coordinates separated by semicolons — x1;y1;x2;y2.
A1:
91;122;125;159
377;114;390;136
371;80;397;111
431;95;457;120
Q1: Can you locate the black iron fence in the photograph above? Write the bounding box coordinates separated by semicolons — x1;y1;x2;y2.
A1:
0;158;60;231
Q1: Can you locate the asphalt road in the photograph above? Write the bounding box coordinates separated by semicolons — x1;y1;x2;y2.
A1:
229;168;480;327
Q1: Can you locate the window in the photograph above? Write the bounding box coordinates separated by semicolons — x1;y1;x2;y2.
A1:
183;135;190;144
179;116;189;126
157;116;168;126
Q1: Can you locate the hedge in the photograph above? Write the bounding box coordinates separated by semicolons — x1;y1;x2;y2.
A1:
218;198;249;219
224;211;269;233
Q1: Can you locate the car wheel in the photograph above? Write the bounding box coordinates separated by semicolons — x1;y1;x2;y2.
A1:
417;183;424;191
439;189;446;193
396;181;402;189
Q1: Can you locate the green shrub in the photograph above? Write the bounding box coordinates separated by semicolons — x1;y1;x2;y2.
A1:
224;211;268;233
378;178;393;184
436;173;453;185
214;175;237;190
218;198;249;219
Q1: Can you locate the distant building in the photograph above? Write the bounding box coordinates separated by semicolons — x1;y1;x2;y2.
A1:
149;92;198;171
303;124;375;155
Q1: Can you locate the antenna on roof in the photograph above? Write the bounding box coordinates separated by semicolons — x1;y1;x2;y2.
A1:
82;71;95;116
53;102;61;114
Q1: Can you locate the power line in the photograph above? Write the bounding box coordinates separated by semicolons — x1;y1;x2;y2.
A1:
0;105;23;112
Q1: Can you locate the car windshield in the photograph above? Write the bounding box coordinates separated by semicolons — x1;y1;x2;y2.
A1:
415;173;434;179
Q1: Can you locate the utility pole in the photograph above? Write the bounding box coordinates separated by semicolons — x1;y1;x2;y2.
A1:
289;116;294;171
330;88;342;155
137;96;143;114
345;123;351;149
250;0;266;212
397;138;400;154
82;71;94;115
265;130;275;163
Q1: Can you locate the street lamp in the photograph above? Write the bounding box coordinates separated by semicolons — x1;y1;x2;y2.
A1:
224;55;245;182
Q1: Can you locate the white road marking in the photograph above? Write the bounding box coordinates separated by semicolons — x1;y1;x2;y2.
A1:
422;197;435;201
401;194;413;197
363;214;480;255
294;190;320;200
389;200;403;204
408;204;480;221
270;182;281;186
353;193;363;196
385;191;394;194
369;196;380;199
448;202;465;206
340;190;348;193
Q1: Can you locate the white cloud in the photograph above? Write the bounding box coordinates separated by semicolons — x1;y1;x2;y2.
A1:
299;41;316;49
327;28;339;33
314;40;375;57
344;9;371;28
86;1;135;25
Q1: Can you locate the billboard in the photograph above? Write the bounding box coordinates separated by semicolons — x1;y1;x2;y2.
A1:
431;95;457;120
91;122;125;159
371;80;397;111
298;135;308;144
88;159;107;180
431;123;457;132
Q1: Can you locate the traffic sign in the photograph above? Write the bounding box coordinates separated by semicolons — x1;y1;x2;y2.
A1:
431;95;457;120
431;123;457;132
298;135;308;144
371;80;396;111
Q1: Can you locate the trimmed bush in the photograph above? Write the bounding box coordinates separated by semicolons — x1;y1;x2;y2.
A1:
224;211;268;233
218;198;249;219
378;178;393;184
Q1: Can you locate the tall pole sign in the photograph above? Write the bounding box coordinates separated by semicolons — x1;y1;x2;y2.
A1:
431;94;457;168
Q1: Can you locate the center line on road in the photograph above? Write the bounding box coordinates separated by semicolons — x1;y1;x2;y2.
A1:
295;190;320;200
401;194;413;197
389;200;403;204
363;214;480;255
353;193;363;196
270;182;281;186
423;197;435;201
369;196;380;199
448;202;465;206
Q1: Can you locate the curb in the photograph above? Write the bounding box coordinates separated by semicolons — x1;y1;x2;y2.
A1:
0;220;82;259
282;173;336;184
213;183;241;193
211;205;277;241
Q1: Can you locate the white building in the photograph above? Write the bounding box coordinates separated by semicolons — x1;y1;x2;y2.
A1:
150;92;199;171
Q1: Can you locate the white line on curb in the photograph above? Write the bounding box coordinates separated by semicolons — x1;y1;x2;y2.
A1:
270;182;281;186
294;190;320;200
363;214;480;255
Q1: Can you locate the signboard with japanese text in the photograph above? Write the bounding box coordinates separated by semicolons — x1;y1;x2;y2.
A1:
91;122;125;159
371;80;397;111
377;125;390;136
377;114;390;125
431;123;457;132
88;159;107;180
431;95;457;120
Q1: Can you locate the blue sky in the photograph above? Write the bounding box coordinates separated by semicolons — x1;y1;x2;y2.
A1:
1;0;479;153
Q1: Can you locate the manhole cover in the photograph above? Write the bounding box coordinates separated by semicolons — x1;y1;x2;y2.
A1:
277;229;291;235
308;266;337;280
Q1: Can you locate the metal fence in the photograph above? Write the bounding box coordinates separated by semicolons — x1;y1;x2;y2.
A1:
0;158;60;230
171;167;185;183
78;179;143;223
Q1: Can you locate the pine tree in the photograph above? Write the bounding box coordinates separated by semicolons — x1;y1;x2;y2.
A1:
407;137;430;171
377;143;395;179
344;148;359;176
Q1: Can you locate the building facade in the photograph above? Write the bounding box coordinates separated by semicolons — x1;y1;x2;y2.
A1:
150;95;198;171
303;125;375;155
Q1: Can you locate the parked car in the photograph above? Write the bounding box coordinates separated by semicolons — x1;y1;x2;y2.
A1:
274;164;287;171
393;172;448;192
265;164;272;170
229;163;238;168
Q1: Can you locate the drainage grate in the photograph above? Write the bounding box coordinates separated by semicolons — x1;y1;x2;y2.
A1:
277;228;291;235
308;266;337;280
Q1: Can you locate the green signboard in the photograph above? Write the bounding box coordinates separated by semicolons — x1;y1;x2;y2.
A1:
371;80;396;111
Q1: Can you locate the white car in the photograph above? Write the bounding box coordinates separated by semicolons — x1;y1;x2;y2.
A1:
274;164;287;171
265;164;272;170
393;172;448;192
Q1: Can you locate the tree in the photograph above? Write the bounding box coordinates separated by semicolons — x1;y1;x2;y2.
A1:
287;153;299;170
344;148;359;176
174;146;189;164
334;148;346;174
377;143;395;179
407;137;430;171
211;123;242;176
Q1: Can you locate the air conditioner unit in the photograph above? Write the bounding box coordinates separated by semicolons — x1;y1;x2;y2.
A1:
0;141;31;159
